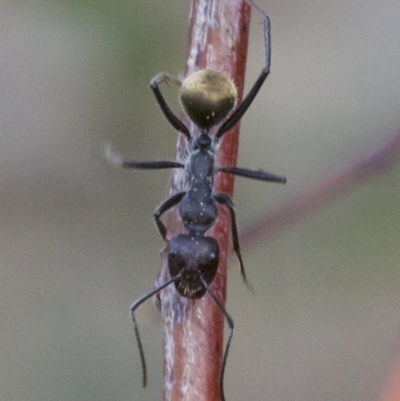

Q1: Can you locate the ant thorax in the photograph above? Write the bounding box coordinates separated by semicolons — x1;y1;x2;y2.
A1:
180;132;218;237
183;130;217;175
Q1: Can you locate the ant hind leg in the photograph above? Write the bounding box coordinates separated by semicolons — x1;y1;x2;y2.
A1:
216;0;271;139
150;72;191;139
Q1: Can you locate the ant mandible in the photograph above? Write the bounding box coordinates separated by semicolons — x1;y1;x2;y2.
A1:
107;1;286;400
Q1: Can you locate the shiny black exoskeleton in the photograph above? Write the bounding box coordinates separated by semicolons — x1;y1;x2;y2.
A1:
107;2;286;400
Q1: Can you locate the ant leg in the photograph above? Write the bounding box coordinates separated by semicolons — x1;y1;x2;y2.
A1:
154;192;186;241
130;274;181;388
200;276;234;401
106;144;185;170
150;73;191;140
217;166;286;183
213;193;253;291
216;0;271;139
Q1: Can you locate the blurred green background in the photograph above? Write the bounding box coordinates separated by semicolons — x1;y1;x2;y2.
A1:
1;0;400;400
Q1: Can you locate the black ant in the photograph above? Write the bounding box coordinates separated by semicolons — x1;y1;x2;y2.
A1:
107;1;286;400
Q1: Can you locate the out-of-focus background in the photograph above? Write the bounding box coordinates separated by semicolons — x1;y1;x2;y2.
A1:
1;0;400;400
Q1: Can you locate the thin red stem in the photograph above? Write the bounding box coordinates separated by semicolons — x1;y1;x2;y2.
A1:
240;123;400;251
154;1;251;401
148;0;400;399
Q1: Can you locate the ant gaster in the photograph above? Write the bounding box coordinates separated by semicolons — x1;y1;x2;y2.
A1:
107;1;286;400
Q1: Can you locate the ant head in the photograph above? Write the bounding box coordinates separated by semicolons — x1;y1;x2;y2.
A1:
180;69;237;130
168;234;219;299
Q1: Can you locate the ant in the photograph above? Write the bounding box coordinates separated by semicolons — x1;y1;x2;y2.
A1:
107;1;286;400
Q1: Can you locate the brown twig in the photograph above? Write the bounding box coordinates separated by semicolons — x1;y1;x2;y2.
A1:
153;1;252;401
378;339;400;401
152;0;400;399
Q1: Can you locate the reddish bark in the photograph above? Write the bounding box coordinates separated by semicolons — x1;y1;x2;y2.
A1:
154;1;252;400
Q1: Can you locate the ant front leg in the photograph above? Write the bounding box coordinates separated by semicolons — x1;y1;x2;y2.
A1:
154;192;186;241
216;0;271;139
213;192;252;290
150;73;191;140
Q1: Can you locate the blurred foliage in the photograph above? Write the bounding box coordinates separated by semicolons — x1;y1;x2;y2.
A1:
1;0;400;400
